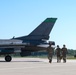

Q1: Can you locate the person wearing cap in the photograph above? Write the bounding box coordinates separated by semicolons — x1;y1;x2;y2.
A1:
61;45;67;63
47;43;54;63
56;45;61;63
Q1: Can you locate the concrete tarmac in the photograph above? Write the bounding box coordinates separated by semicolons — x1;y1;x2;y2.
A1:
0;57;76;75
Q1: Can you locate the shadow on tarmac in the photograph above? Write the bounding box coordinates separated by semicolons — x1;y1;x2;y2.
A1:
0;60;43;62
12;61;43;62
0;61;6;62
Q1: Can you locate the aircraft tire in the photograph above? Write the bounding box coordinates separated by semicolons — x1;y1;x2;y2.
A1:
5;55;12;62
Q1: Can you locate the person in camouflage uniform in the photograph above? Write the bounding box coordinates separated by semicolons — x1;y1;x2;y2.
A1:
61;45;67;63
47;43;54;63
56;45;61;63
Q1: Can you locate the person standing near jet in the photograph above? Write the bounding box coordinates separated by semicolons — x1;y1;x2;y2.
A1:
61;45;67;63
56;45;61;63
47;43;54;63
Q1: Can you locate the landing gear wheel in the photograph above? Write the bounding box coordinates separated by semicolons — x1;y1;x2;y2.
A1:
5;55;12;62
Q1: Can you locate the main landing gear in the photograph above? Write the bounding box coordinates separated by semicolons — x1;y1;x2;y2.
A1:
5;55;12;62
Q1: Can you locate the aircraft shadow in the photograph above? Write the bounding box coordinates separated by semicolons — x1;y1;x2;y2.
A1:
0;61;6;62
0;60;43;62
12;60;43;62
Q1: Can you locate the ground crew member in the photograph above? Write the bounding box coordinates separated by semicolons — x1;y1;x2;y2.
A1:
56;45;61;63
61;44;67;63
47;43;54;63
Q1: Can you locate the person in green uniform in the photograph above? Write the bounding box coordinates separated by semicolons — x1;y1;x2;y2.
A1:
61;45;67;63
47;43;54;63
56;45;61;63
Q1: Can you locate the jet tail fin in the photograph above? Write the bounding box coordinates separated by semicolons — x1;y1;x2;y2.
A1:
16;18;57;40
28;18;57;40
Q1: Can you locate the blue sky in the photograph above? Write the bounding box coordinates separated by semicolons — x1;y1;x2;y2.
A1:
0;0;76;49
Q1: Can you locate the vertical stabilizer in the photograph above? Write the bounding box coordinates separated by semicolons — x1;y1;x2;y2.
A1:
16;18;57;40
28;18;57;40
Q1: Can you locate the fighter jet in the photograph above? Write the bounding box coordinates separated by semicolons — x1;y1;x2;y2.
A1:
0;18;57;62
